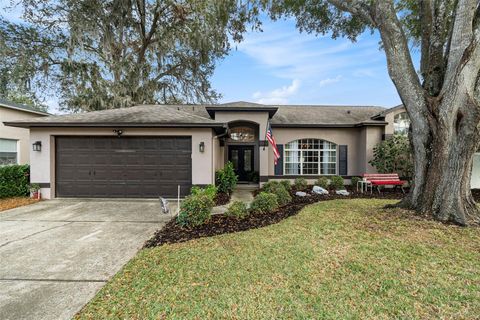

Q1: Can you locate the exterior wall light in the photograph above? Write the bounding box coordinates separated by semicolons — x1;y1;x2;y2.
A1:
199;141;205;153
32;141;42;152
113;129;123;137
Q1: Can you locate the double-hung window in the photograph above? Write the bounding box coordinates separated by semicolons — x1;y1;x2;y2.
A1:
0;139;18;165
284;139;337;175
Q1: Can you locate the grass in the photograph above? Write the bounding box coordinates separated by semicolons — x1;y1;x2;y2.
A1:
0;197;38;212
76;199;480;319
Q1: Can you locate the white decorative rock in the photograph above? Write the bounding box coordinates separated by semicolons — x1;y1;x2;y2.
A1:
295;191;307;197
313;186;329;195
336;189;350;196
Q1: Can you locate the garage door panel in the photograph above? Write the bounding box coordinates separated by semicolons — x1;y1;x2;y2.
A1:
56;136;192;198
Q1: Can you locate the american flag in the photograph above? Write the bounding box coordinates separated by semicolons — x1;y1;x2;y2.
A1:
266;123;281;165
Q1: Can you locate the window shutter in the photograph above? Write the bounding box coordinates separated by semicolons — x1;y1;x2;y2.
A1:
339;145;348;176
274;144;283;175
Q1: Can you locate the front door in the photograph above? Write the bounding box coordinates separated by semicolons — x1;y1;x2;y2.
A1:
228;146;254;182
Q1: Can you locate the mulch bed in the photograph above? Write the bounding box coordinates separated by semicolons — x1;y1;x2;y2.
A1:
214;192;230;206
144;188;406;248
0;197;39;212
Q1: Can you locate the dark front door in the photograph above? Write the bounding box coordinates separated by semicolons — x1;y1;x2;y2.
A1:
228;146;254;182
55;136;192;198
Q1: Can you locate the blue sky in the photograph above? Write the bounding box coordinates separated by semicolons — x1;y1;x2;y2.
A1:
2;3;417;111
213;18;408;107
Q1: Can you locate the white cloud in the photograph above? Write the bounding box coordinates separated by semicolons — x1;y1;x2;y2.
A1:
353;68;376;78
235;22;381;81
253;79;300;104
319;75;342;87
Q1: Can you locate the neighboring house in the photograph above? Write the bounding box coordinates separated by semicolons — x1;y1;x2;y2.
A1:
0;98;49;165
1;101;460;199
374;104;480;189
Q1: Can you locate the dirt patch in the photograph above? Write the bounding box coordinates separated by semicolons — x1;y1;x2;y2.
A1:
0;197;39;212
145;189;405;248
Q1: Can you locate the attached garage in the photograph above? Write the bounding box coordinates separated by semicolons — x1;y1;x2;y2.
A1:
55;136;192;198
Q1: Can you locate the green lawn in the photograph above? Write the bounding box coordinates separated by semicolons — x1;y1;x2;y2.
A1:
77;199;480;319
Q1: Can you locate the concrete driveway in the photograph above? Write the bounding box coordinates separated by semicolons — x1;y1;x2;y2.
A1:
0;199;172;320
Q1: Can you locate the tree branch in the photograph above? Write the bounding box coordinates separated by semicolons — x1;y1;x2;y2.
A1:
443;0;477;89
371;1;427;117
327;0;375;25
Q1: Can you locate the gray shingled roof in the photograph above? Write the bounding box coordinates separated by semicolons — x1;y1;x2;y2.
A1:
270;105;386;126
0;98;50;116
5;101;388;128
5;105;222;127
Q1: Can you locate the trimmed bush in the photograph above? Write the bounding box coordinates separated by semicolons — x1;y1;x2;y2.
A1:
294;177;308;191
262;180;280;193
191;184;217;201
269;184;292;206
226;201;249;218
280;180;292;191
316;176;329;189
330;175;345;190
250;192;278;214
0;165;30;198
177;193;214;228
351;176;361;188
215;162;238;194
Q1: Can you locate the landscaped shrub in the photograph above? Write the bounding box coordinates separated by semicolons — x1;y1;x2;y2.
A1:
177;193;214;228
316;176;329;189
215;162;238;194
330;175;345;190
294;177;308;190
369;134;414;180
262;180;280;193
351;176;361;188
0;165;30;198
247;171;259;183
280;180;292;191
250;192;278;214
264;183;291;206
191;184;217;201
226;200;249;218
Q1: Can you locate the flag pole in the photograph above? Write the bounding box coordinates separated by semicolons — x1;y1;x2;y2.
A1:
263;120;269;151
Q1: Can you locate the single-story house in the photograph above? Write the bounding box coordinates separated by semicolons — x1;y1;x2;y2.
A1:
0;98;50;165
0;102;425;198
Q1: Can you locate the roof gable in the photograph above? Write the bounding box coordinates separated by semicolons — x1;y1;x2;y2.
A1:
0;98;50;116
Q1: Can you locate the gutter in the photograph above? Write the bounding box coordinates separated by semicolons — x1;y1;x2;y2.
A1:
3;122;226;129
270;122;388;128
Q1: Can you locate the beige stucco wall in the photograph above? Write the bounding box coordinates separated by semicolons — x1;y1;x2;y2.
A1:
267;126;384;182
214;111;270;177
0;107;45;164
29;127;214;199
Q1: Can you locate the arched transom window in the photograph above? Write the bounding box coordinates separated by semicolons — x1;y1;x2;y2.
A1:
228;126;255;142
285;139;337;175
394;112;410;135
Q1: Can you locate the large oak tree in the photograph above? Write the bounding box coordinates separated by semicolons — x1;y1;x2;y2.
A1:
1;0;250;112
261;0;480;225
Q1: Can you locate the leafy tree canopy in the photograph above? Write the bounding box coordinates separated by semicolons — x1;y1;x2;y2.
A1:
1;0;254;112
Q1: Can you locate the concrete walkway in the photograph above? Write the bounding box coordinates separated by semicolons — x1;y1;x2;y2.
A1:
212;184;257;214
0;199;172;320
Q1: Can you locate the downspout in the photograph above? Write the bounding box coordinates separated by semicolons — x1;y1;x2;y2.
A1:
212;124;229;185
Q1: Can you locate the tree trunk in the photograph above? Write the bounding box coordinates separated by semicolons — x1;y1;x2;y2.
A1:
399;98;480;226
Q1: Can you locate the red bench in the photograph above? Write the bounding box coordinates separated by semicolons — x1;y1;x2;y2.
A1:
363;173;407;194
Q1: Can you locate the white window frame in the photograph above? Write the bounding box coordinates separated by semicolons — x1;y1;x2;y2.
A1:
0;138;18;166
283;139;337;175
394;112;410;135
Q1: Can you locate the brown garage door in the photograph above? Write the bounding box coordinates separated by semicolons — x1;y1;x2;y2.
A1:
55;136;192;198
